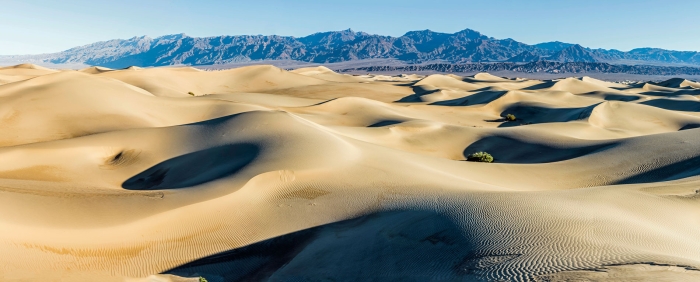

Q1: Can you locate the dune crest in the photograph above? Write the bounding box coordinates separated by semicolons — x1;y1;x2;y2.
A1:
0;63;56;71
79;66;114;74
1;64;700;281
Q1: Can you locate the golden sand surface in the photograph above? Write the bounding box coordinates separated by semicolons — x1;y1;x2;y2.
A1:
0;64;699;281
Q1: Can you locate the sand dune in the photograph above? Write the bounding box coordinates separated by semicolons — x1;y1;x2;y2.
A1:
414;74;484;91
548;77;629;95
654;77;700;89
291;66;370;82
0;63;58;84
580;76;630;89
98;65;329;97
471;72;512;81
79;66;114;74
0;63;699;281
0;63;56;72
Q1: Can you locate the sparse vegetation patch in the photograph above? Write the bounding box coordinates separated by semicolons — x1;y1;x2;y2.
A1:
467;152;494;163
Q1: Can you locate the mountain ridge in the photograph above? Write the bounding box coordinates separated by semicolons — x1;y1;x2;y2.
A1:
2;28;700;69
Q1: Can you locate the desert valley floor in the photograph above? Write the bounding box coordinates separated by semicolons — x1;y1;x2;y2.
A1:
0;64;699;281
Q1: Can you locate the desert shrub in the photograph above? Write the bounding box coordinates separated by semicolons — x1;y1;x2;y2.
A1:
188;91;195;96
467;152;493;163
505;114;516;121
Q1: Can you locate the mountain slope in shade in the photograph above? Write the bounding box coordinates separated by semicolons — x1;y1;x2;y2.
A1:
550;44;599;63
2;28;700;68
507;51;542;62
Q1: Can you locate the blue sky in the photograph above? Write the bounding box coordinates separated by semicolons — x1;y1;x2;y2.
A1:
1;0;698;55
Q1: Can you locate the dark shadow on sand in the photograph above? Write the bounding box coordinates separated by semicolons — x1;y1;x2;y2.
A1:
430;90;508;107
395;85;441;102
463;136;615;164
367;120;404;127
492;103;600;128
164;210;498;282
122;143;259;190
617;153;700;185
579;92;641;102
641;99;700;112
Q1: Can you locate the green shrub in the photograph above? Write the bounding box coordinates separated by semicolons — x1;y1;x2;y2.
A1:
505;114;516;121
199;277;208;282
467;152;494;163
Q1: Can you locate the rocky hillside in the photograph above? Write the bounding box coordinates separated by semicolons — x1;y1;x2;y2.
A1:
2;29;700;68
342;62;700;76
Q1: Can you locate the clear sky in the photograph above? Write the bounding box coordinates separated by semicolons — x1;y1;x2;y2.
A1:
1;0;698;55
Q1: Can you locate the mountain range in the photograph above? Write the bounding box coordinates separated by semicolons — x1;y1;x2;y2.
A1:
3;28;700;69
341;61;700;76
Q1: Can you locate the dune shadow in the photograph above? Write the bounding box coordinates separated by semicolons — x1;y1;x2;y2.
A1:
638;89;700;97
484;118;507;123
394;82;418;87
495;103;599;128
395;85;441;103
367;120;404;127
430;90;508;107
600;94;640;102
617;154;700;184
680;124;700;131
164;210;497;281
641;99;700;112
520;80;556;91
580;93;641;102
122;143;259;190
463;136;615;164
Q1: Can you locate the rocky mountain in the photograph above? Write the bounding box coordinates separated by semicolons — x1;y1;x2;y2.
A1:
507;51;542;62
342;61;700;76
2;28;700;68
549;44;599;62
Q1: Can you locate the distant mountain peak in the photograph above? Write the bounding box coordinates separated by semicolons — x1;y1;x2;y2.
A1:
402;29;444;36
453;28;487;39
549;44;598;62
155;33;189;40
2;28;699;68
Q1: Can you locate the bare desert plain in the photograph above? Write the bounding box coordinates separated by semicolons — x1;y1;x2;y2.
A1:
0;63;700;281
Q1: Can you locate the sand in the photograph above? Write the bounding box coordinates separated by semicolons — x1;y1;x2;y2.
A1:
0;64;699;281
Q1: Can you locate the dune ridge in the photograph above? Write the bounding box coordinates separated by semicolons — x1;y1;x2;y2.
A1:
0;64;699;281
